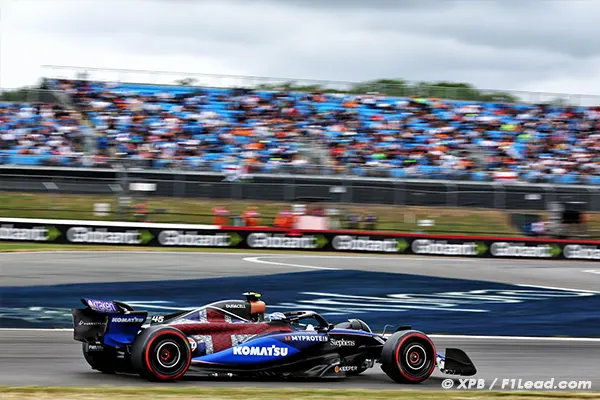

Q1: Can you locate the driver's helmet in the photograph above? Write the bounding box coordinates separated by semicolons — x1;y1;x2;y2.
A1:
266;312;286;321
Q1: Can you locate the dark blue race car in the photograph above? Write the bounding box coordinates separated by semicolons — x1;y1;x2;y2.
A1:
72;292;476;383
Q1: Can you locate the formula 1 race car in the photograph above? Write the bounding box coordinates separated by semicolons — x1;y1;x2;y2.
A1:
72;292;477;383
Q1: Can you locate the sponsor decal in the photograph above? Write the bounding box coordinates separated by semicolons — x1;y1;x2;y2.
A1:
79;320;104;326
340;365;358;372
247;233;327;249
67;227;153;245
283;334;328;342
232;345;289;357
187;337;198;351
158;231;231;247
412;239;484;256
564;245;600;260
332;235;406;253
86;299;118;313
490;242;559;258
86;343;104;352
111;316;145;323
329;338;355;347
0;224;60;242
225;304;246;309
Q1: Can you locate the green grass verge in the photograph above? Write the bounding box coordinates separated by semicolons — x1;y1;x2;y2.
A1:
0;387;598;400
0;192;534;236
2;191;599;238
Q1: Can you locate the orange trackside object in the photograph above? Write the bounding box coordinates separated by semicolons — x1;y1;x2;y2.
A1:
212;206;230;226
243;207;260;227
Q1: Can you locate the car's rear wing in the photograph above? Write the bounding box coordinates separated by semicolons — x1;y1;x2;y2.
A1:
72;298;148;346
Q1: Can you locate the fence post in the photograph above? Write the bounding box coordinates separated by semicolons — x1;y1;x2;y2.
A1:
175;172;185;197
493;183;505;210
394;181;405;206
446;182;458;208
284;176;294;202
544;185;557;212
344;180;353;204
584;186;598;212
592;187;600;212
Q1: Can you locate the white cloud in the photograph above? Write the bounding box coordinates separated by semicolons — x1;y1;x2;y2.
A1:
1;0;599;104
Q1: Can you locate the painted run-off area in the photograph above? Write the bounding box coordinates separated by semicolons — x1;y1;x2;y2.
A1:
0;387;598;400
3;191;599;237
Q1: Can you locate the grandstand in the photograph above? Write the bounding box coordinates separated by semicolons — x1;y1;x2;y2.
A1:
1;73;599;185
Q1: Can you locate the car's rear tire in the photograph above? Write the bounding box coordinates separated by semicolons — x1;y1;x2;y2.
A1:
131;326;191;381
380;330;436;384
82;343;115;374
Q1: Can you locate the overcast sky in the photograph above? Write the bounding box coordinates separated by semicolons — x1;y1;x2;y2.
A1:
1;0;600;101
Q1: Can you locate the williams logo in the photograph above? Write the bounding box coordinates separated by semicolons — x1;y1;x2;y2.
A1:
232;345;289;357
187;337;198;351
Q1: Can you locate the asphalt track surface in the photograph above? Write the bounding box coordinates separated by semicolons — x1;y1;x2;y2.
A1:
1;251;600;390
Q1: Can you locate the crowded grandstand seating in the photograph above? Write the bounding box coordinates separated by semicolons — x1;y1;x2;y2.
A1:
1;78;599;185
0;101;91;166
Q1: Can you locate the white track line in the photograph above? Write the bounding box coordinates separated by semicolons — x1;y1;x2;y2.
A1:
518;284;600;294
241;254;482;271
582;269;600;275
1;328;599;342
242;256;340;270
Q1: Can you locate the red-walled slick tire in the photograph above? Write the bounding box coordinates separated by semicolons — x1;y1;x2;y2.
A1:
131;326;191;382
381;330;436;384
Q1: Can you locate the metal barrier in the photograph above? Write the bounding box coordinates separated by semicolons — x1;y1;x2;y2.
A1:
0;168;599;212
0;88;66;103
1;169;599;237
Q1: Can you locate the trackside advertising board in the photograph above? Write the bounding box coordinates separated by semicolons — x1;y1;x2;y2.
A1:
1;218;599;261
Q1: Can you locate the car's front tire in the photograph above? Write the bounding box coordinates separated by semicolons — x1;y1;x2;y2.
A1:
131;326;191;381
380;330;436;384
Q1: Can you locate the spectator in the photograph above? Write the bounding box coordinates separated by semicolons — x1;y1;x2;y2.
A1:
363;214;378;231
2;79;598;185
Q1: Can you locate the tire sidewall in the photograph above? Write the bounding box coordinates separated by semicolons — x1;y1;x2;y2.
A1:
131;326;191;381
380;330;436;384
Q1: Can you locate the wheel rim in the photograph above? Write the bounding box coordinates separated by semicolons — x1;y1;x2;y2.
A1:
156;341;181;369
149;337;187;377
398;338;434;379
404;344;426;371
